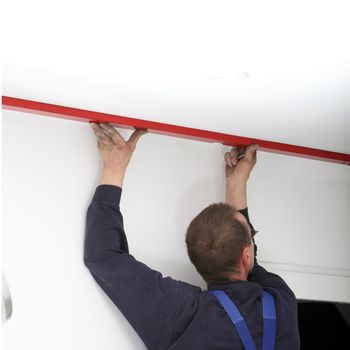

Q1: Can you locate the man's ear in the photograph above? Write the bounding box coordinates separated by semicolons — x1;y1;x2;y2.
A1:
242;246;251;269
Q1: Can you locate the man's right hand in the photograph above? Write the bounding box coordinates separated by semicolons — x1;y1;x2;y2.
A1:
224;144;260;181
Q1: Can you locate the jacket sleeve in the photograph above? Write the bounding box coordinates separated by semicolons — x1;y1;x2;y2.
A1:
238;207;258;264
83;185;201;350
239;208;297;300
239;208;300;346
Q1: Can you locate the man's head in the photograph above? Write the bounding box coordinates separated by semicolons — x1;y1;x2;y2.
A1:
185;203;254;284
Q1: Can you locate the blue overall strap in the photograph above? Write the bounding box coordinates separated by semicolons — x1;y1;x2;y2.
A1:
210;290;257;350
262;291;276;350
210;290;277;350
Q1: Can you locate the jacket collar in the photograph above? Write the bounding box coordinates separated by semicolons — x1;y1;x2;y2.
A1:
207;278;247;291
206;279;263;302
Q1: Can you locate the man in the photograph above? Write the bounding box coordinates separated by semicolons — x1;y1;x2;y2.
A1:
84;122;300;349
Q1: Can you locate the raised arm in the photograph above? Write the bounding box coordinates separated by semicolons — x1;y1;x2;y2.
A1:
224;145;259;234
224;144;297;299
85;123;201;350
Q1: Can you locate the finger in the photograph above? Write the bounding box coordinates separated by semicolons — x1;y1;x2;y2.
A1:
90;123;111;140
230;147;239;154
230;147;239;165
238;147;246;158
244;144;260;160
99;123;125;144
128;129;148;147
90;122;105;134
225;152;233;167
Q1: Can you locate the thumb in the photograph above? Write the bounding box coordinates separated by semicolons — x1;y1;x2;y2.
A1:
128;128;148;147
244;144;260;161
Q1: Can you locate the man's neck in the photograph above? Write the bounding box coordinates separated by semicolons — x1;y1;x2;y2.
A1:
206;270;248;287
228;265;249;281
229;270;248;281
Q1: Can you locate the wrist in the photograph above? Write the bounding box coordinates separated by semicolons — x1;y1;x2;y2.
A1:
102;163;126;174
225;178;247;210
99;166;126;187
226;173;249;185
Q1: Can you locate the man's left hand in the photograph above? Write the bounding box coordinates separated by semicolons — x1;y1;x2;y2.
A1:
225;144;259;181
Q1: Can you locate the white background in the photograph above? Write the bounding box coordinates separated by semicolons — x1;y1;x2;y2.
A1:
2;1;350;349
2;110;350;350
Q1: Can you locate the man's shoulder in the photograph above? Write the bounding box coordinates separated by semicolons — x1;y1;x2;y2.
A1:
249;264;297;303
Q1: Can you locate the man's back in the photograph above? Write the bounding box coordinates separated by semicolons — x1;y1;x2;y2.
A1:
169;268;299;349
84;185;300;349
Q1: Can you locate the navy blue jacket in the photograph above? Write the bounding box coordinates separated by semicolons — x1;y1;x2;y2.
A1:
84;185;300;349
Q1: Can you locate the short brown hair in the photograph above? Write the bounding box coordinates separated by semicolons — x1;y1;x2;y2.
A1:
185;202;251;283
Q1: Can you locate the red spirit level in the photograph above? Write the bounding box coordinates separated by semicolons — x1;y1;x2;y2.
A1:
2;96;350;166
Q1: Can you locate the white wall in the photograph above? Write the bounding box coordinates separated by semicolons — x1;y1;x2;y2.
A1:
3;1;350;155
2;110;350;349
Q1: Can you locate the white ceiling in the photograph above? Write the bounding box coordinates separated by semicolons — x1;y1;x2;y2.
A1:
3;0;350;153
